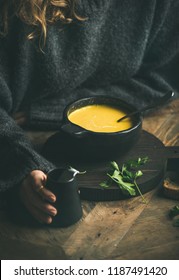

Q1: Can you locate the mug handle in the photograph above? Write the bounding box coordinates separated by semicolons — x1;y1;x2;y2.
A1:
61;123;89;138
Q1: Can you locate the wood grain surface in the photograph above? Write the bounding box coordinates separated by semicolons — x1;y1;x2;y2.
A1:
0;99;179;260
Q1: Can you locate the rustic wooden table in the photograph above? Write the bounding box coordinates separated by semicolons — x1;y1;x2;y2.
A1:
0;99;179;260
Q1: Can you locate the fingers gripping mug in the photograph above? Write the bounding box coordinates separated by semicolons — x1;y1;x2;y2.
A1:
46;167;83;227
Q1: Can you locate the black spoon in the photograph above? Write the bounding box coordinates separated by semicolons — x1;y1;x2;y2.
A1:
117;91;174;123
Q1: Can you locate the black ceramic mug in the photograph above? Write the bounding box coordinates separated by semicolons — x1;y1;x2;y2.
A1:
46;168;83;227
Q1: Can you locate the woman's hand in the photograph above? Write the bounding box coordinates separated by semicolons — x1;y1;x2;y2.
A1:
19;170;57;224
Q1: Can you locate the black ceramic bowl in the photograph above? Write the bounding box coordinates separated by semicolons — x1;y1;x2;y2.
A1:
59;96;142;160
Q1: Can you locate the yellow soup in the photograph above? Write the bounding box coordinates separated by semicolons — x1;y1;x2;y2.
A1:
68;104;133;133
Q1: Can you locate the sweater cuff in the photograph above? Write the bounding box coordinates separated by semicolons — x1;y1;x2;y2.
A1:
0;148;56;192
28;98;65;130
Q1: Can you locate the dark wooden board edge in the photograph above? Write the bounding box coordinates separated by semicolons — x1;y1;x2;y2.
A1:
43;130;171;201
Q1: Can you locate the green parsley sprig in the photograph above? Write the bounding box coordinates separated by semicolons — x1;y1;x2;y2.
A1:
100;157;149;203
169;205;179;227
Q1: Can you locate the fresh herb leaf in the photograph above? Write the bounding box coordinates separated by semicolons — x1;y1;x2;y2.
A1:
135;170;143;179
169;206;179;227
110;161;119;171
169;205;179;219
173;219;179;227
107;172;136;196
100;157;149;203
126;156;149;169
99;181;111;189
122;168;134;181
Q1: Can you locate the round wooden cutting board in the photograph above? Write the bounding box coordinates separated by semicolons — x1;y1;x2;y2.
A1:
43;130;167;201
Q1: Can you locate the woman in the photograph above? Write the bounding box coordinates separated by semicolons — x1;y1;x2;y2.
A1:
0;0;179;224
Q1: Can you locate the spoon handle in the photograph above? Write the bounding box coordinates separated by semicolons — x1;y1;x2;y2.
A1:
117;91;174;123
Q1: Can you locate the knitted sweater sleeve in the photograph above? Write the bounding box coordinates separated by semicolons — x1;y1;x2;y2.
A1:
0;46;55;192
0;108;55;192
120;0;179;108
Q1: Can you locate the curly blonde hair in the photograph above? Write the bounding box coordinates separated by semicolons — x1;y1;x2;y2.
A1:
1;0;84;44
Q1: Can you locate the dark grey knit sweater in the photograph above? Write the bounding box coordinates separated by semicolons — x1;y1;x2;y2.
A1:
0;0;179;192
